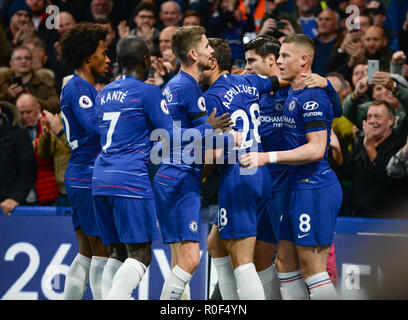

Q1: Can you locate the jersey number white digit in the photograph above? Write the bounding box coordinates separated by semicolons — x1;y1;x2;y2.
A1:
230;103;261;149
299;214;311;233
102;112;121;153
60;111;78;150
218;208;228;227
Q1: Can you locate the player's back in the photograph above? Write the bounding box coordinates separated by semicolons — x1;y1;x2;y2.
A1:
204;73;274;164
283;87;338;189
92;75;165;199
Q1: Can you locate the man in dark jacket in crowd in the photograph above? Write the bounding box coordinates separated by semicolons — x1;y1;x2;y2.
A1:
0;100;36;215
341;100;408;218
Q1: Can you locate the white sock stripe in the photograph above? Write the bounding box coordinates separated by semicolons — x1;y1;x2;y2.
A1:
307;278;332;290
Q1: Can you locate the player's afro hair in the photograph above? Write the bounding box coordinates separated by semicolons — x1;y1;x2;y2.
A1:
60;22;107;70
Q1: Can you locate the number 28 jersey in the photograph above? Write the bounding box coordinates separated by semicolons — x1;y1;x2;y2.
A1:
204;73;279;163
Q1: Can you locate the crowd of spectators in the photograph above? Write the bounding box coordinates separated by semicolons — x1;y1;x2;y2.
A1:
1;0;408;219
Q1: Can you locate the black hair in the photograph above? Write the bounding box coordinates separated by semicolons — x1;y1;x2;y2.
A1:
208;38;231;72
60;22;107;70
116;35;150;71
243;36;281;60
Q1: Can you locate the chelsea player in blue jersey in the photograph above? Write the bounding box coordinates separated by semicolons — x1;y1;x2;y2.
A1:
200;38;283;300
59;22;111;300
91;34;230;300
153;26;233;300
91;35;173;300
240;34;342;300
243;36;342;300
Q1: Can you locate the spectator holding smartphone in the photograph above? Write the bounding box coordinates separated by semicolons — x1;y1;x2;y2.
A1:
0;46;60;113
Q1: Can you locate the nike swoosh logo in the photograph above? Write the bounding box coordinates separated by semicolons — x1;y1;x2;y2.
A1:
297;233;309;239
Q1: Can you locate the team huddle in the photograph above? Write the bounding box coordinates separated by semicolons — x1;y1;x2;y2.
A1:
59;22;343;300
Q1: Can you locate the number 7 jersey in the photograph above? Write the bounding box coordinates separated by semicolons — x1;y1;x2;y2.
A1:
92;75;174;199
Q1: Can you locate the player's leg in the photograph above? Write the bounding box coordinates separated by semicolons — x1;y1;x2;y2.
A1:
255;191;284;300
274;189;309;300
296;184;342;300
101;243;127;299
106;197;159;300
63;187;96;300
76;192;109;301
224;236;265;300
63;227;91;300
108;242;153;300
87;235;109;300
254;240;280;300
167;244;191;300
155;185;202;300
296;244;337;299
290;184;342;300
92;195;125;299
208;225;238;300
275;240;309;300
160;240;200;300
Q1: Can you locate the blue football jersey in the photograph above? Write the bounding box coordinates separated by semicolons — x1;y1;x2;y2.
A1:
154;70;213;190
204;73;278;164
259;88;289;192
60;74;100;188
92;75;176;199
258;80;341;192
282;87;339;189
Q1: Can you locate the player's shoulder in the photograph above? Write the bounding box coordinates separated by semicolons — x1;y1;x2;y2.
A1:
115;75;162;95
295;88;332;116
63;74;95;96
298;87;330;105
61;75;96;107
203;86;222;102
241;73;270;85
301;87;329;99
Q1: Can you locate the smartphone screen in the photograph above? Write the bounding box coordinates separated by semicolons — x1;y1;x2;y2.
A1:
148;67;155;78
276;21;285;29
12;75;23;86
367;60;379;83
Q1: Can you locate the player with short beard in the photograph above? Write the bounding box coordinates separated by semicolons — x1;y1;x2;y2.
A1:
153;26;233;300
240;34;342;300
